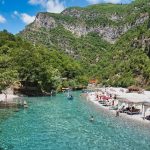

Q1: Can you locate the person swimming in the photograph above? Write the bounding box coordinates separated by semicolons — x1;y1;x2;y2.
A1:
89;115;94;122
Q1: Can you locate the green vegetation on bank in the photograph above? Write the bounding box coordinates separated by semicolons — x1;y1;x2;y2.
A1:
0;30;86;93
1;0;150;94
20;0;150;89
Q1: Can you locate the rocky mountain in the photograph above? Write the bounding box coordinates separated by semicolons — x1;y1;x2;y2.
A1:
20;0;150;44
18;0;150;88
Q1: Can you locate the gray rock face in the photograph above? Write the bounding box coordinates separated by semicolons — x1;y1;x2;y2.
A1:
109;14;123;21
57;23;121;43
26;11;149;44
135;13;149;25
33;13;57;29
61;12;149;43
62;23;87;37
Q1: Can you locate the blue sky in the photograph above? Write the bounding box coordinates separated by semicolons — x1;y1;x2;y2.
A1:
0;0;132;34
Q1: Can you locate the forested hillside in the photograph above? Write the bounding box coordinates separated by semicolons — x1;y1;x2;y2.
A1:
0;30;86;95
18;0;150;89
1;0;150;95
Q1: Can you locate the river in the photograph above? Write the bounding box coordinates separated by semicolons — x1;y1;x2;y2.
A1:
0;92;150;150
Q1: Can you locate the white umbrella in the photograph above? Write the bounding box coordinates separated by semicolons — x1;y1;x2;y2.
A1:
117;93;150;104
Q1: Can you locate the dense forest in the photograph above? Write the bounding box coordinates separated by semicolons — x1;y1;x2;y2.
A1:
1;0;150;95
0;30;87;95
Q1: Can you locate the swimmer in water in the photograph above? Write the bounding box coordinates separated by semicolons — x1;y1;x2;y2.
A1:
90;115;94;122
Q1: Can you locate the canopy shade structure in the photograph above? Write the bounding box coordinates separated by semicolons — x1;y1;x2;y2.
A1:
117;93;150;104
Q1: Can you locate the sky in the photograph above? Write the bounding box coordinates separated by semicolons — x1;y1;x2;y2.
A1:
0;0;132;34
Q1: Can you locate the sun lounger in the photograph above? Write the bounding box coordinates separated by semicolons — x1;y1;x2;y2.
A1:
98;100;104;103
119;107;130;113
98;101;106;104
126;109;141;115
102;103;111;107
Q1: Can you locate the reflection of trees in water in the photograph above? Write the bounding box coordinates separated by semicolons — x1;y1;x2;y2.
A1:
0;109;15;123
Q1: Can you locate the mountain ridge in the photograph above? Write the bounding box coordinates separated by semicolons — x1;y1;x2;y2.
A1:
18;0;150;89
20;0;150;44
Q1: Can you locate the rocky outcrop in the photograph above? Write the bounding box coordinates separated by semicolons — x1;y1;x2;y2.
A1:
62;14;149;43
110;14;123;21
20;2;150;44
33;13;57;29
29;11;149;43
62;22;87;37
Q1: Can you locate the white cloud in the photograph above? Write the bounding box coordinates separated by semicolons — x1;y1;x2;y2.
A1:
87;0;122;4
29;0;65;13
46;0;65;13
29;0;46;5
20;13;35;24
0;14;6;23
13;11;35;24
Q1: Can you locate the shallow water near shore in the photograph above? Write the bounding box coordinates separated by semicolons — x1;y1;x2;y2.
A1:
0;92;150;150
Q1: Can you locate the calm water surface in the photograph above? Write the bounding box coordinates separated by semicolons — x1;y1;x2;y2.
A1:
0;92;150;150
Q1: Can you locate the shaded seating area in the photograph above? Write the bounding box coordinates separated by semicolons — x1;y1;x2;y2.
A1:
119;106;140;115
117;93;150;117
126;107;141;115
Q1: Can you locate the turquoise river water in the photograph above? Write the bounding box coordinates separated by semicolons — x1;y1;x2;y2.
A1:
0;92;150;150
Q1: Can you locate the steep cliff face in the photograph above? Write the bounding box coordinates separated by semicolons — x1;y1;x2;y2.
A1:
23;11;149;44
19;0;150;50
33;13;57;29
18;0;150;88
